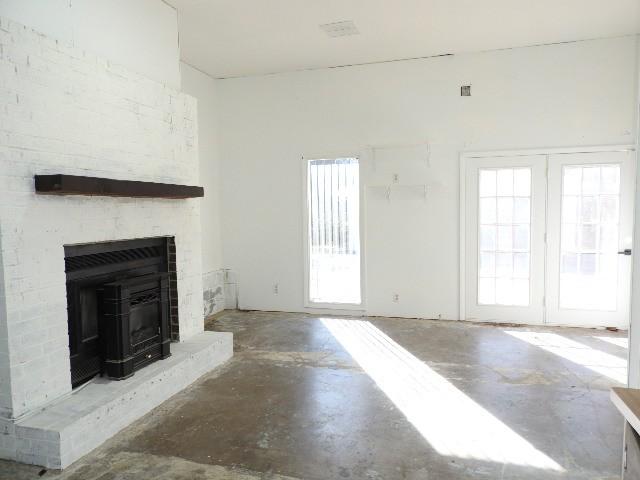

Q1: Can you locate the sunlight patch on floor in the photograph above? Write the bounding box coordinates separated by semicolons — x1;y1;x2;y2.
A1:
593;336;628;349
321;318;563;472
505;330;627;384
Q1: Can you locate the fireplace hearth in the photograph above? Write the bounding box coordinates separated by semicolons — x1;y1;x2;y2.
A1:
65;238;175;387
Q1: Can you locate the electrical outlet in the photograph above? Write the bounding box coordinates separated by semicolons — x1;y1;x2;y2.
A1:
273;283;279;295
393;293;399;303
392;173;399;184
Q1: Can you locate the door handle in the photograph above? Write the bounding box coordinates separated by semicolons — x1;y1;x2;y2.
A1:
618;249;632;256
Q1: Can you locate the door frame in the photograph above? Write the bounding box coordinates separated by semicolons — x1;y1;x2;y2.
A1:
301;150;367;313
459;144;636;324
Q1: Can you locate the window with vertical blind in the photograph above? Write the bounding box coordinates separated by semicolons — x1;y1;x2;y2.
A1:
307;158;361;305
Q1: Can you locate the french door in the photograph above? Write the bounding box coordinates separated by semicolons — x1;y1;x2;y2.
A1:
464;149;635;328
464;155;547;324
546;152;635;328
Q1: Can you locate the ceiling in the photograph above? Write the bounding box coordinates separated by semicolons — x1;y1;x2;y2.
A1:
166;0;640;79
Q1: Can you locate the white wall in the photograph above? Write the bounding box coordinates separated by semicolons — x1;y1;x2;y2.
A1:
0;0;180;88
216;36;638;318
181;62;226;316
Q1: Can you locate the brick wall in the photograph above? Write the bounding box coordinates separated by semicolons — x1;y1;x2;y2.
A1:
0;17;204;419
0;232;11;420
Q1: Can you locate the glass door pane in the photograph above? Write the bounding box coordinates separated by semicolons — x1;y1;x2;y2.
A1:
559;165;620;311
478;168;531;306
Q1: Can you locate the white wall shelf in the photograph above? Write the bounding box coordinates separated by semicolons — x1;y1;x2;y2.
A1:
368;183;438;202
365;142;432;187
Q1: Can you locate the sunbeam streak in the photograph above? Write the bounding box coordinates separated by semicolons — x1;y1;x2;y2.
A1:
322;318;563;471
594;336;628;349
505;330;627;384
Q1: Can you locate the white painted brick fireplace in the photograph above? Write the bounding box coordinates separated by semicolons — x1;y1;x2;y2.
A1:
0;17;232;468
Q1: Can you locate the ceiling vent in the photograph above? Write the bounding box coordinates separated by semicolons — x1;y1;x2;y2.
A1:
319;20;359;38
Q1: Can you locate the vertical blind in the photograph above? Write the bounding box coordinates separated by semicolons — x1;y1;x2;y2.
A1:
308;158;361;304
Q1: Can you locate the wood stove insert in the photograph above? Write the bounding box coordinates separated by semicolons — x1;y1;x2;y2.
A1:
65;238;174;387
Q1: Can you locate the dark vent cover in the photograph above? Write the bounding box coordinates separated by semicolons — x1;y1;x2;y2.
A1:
65;246;164;273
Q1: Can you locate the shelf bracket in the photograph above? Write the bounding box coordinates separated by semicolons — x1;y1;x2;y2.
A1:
425;142;431;168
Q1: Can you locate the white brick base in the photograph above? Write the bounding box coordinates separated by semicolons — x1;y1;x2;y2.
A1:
3;331;232;469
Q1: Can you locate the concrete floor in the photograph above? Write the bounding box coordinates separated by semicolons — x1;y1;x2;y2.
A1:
0;311;627;480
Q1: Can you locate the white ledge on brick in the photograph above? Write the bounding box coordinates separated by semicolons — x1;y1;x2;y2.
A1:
11;331;233;469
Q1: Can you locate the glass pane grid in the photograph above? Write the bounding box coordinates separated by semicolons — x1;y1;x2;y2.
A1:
477;168;531;307
559;165;620;311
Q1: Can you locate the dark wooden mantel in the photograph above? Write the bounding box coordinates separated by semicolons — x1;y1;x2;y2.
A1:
34;174;204;199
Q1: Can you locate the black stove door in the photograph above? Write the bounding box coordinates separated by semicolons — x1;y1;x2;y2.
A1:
67;281;101;388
